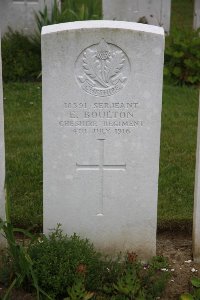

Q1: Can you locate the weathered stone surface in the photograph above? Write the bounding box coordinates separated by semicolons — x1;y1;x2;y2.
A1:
42;21;164;260
0;0;61;36
103;0;171;34
0;34;5;244
193;92;200;262
194;0;200;29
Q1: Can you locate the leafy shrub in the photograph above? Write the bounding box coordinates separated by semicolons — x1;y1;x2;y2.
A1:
2;30;41;82
32;0;102;49
28;226;170;300
0;222;170;299
164;29;200;86
42;0;101;25
28;225;112;299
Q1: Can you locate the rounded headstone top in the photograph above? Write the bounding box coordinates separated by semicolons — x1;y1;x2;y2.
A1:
42;20;164;36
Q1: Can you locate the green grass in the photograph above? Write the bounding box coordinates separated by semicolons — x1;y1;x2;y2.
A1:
171;0;194;32
3;83;199;230
4;83;42;229
158;85;199;231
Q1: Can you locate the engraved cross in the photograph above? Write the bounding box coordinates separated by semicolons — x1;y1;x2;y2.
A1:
76;139;126;216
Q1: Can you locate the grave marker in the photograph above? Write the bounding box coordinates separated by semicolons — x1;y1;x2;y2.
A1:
42;21;164;260
193;92;200;262
0;34;5;243
194;0;200;29
102;0;171;34
0;0;61;36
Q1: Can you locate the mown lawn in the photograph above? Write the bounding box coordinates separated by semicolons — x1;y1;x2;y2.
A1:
4;83;42;229
158;85;199;231
3;83;199;230
171;0;194;31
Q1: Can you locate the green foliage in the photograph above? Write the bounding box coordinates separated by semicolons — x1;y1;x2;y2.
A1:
0;218;170;299
28;225;108;299
31;0;62;50
0;194;51;299
148;255;169;270
27;226;170;299
102;254;170;300
0;221;51;300
2;0;101;83
191;278;200;288
142;256;170;298
140;256;170;299
36;0;101;27
65;277;94;300
61;0;102;21
180;277;200;300
164;29;200;86
112;266;146;299
32;0;101;48
2;30;41;82
180;294;194;300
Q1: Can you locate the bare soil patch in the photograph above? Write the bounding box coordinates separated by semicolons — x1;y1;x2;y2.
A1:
158;232;200;299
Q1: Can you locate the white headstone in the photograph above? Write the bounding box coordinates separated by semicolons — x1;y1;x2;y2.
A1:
103;0;171;34
0;0;61;36
194;0;200;29
0;34;5;243
193;92;200;262
42;21;164;260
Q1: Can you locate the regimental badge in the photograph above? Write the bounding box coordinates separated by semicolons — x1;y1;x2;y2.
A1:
75;39;130;97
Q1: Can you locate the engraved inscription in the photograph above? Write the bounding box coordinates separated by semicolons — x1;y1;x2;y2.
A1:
59;100;144;135
76;139;126;215
75;39;130;97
